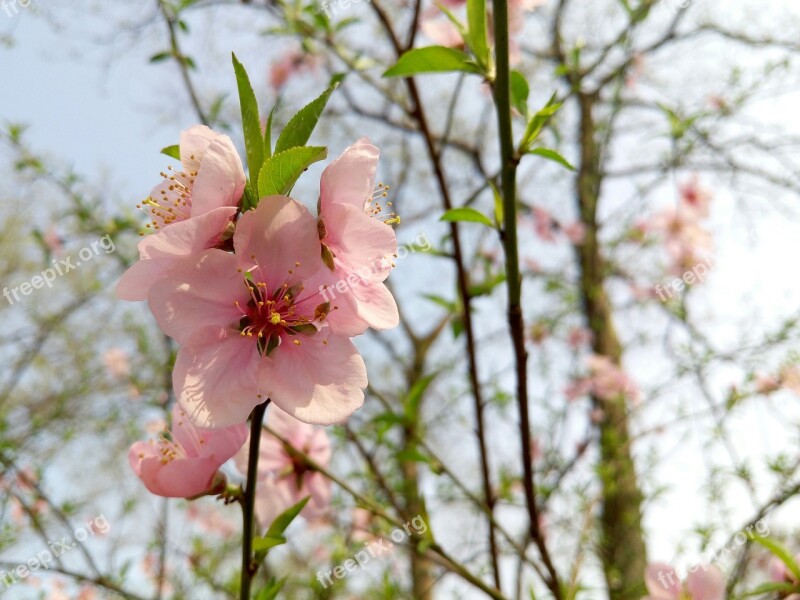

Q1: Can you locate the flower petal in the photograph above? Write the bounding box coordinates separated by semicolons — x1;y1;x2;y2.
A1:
322;202;396;279
258;331;366;425
174;326;263;428
148;250;244;345
138;206;237;259
233;195;322;290
644;563;682;600
320;138;378;211
191;138;246;216
686;566;725;600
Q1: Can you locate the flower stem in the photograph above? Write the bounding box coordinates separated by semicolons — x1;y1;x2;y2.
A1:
240;399;269;600
491;1;562;597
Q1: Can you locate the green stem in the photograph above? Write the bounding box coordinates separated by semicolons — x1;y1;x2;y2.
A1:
492;1;562;597
240;400;269;600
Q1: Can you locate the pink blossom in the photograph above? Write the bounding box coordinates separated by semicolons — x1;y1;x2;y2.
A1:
149;195;368;427
43;226;64;257
269;49;320;90
562;221;587;244
643;563;724;600
585;354;639;402
679;175;712;219
103;347;130;379
769;553;800;599
235;405;332;528
116;125;246;301
567;327;593;349
648;207;713;276
532;206;557;242
128;404;247;498
317;139;399;335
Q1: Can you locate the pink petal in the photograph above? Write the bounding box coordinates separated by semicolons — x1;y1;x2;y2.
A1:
148;250;244;345
258;331;366;425
174;326;263;428
323;202;397;279
644;563;682;600
350;279;399;330
116;257;176;302
320;139;379;211
686;566;725;600
233;195;322;290
191;138;246;216
179;125;220;173
138;206;237;259
254;477;296;529
170;404;248;459
138;455;221;498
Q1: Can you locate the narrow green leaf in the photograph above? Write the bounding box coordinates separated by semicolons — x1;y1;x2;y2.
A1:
404;373;437;421
510;70;529;116
252;535;286;553
274;83;339;154
256;578;287;600
265;496;310;538
422;294;457;313
150;51;172;63
257;146;327;200
527;147;575;171
466;0;489;65
520;93;561;151
160;145;181;160
384;47;482;78
232;53;264;198
434;3;470;44
440;207;494;227
396;448;432;464
264;106;275;159
753;537;800;582
741;582;798;597
490;181;504;228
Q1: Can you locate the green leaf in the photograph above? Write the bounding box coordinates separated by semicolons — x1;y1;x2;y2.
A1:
274;82;339;154
490;181;504;228
753;537;800;581
741;582;799;597
150;51;172;63
265;496;310;538
384;47;482;78
397;447;432;464
527;147;575;171
440;207;494;227
160;145;181;160
257;146;327;200
252;535;286;553
404;373;437;421
232;53;264;206
264;106;275;159
422;294;457;313
466;0;489;65
510;70;529;116
520;93;561;152
256;578;287;600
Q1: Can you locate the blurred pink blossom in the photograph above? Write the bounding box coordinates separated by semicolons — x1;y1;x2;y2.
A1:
236;405;332;529
103;348;130;379
643;563;724;600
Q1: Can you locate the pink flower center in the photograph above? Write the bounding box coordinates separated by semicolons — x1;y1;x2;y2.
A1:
138;164;197;232
234;273;329;356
